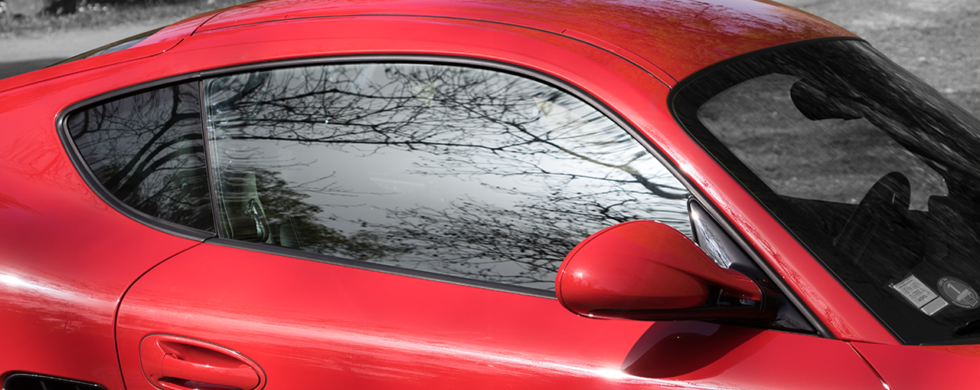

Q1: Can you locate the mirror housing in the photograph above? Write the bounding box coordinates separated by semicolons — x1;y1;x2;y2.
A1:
555;220;776;322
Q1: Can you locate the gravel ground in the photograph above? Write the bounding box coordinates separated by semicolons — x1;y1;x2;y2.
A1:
794;0;980;117
0;0;977;118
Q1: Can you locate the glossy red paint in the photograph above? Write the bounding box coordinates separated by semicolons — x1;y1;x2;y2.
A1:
196;0;854;81
0;0;919;387
100;9;886;387
0;82;202;387
556;220;761;316
157;12;890;341
117;243;885;389
851;341;980;389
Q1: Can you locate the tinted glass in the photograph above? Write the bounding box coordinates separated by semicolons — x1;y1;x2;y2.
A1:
67;82;214;232
674;40;980;344
205;63;690;290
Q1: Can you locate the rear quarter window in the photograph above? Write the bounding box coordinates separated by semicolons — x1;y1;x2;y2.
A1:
66;82;214;232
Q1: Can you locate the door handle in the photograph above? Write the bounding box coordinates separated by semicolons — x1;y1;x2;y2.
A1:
140;334;266;390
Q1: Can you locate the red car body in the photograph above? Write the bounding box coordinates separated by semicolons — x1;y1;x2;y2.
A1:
0;0;975;389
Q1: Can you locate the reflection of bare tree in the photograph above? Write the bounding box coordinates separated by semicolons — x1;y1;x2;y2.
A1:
385;200;584;286
250;167;405;260
68;83;214;231
210;66;684;199
207;64;690;288
382;197;635;287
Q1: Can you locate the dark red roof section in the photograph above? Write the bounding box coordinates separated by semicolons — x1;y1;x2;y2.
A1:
197;0;854;81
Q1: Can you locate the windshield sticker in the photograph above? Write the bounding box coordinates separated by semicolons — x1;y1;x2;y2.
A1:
891;274;948;315
937;277;980;309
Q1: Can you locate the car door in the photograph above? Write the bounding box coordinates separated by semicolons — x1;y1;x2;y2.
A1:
102;59;885;389
115;242;885;390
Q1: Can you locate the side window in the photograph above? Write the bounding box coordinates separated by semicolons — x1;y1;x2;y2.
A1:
66;82;214;232
203;63;690;290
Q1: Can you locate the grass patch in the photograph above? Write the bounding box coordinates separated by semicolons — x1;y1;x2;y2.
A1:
0;0;251;38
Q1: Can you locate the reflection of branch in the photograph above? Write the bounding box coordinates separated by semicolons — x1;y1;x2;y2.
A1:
381;199;579;286
102;85;196;190
621;165;689;199
502;119;689;197
68;82;213;230
206;64;692;288
230;134;514;152
113;134;202;195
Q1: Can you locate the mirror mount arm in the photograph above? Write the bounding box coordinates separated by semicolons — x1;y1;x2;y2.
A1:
585;282;780;322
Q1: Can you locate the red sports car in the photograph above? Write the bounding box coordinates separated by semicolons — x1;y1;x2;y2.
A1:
2;0;978;389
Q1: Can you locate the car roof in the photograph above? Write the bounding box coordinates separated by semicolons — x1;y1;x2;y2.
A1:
196;0;854;81
0;0;852;94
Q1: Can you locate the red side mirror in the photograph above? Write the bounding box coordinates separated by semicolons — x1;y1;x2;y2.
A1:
555;220;774;321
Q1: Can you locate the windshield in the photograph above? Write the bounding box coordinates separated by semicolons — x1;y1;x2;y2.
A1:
672;39;980;345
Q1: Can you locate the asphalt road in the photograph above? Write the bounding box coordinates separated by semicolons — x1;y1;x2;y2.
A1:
0;23;154;79
796;0;980;117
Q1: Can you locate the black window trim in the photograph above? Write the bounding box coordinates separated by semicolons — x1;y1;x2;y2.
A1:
57;53;831;336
